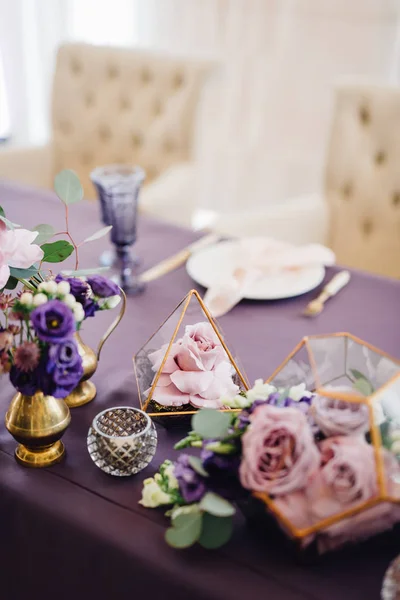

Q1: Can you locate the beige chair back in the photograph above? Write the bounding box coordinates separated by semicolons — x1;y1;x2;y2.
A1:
325;84;400;278
51;43;210;197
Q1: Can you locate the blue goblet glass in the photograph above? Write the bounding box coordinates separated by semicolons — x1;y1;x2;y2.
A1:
90;165;145;295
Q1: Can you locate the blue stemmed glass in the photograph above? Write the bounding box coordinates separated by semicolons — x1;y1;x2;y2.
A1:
91;165;145;295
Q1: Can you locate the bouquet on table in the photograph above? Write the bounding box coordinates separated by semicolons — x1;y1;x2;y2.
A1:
140;378;400;554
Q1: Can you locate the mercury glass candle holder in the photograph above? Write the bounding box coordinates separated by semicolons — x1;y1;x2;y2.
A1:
91;165;145;294
87;406;157;476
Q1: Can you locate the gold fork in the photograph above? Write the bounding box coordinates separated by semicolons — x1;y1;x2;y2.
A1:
303;270;351;317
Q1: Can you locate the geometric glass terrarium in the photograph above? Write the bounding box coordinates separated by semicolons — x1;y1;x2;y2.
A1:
255;333;400;555
133;290;249;426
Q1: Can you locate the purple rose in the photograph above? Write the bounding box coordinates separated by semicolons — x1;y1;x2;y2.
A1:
45;340;83;398
87;275;120;298
56;275;99;319
174;454;207;503
10;365;42;396
31;299;75;343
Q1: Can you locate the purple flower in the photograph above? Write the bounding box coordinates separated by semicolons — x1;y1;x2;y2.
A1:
45;340;83;398
10;365;42;396
201;444;240;474
56;275;99;319
87;275;120;298
31;300;75;343
174;454;207;503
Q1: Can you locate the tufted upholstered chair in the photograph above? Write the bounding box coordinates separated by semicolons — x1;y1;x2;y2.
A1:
210;83;400;278
0;43;212;226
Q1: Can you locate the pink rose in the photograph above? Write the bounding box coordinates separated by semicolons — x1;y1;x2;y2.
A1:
148;322;239;408
239;405;320;495
312;387;370;437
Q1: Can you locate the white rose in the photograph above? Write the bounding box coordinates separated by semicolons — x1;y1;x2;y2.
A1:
33;293;48;307
73;304;85;322
57;281;71;296
245;379;277;403
223;393;252;409
19;292;33;307
38;282;48;293
139;478;173;508
46;280;58;295
105;295;121;309
164;463;179;490
287;383;312;402
63;294;77;309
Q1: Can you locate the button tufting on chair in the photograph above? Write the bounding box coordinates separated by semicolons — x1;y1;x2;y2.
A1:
359;105;370;125
108;64;119;79
99;126;112;142
120;97;131;111
59;121;72;135
392;192;400;207
141;68;152;84
342;182;352;199
362;218;373;236
131;132;143;148
374;150;386;165
85;92;95;108
70;58;82;75
173;72;184;89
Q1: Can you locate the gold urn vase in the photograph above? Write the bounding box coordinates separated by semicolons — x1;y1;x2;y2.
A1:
64;290;126;409
5;391;71;468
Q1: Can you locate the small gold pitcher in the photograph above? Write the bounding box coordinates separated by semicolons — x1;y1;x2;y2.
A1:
64;290;126;409
5;391;71;468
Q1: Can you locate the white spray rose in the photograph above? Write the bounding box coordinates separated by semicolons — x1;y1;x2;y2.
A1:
33;293;48;307
57;281;71;296
19;292;33;307
139;478;173;508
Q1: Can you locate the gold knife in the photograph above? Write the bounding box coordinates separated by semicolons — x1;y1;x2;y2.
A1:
303;270;351;317
139;233;219;283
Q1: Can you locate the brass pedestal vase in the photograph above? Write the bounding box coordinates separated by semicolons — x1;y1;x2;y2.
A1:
5;391;71;468
64;290;126;409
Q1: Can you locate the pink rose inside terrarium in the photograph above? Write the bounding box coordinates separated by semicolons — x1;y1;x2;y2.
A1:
133;291;247;418
259;334;400;554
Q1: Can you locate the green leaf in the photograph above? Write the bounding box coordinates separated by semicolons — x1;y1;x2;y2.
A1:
354;378;374;396
188;456;209;478
61;266;110;277
54;169;83;205
199;492;235;517
192;409;232;440
350;369;366;380
9;266;39;279
0;214;20;230
199;513;233;549
41;240;74;263
83;225;112;244
4;276;18;290
0;205;5;217
204;442;237;455
32;224;55;245
165;512;202;549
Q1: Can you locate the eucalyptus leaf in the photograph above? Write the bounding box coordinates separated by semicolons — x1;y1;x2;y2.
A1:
199;492;235;517
188;456;209;478
199;513;233;549
54;169;83;205
0;214;20;230
0;205;4;217
61;266;110;277
165;512;202;549
354;378;374;397
4;276;18;290
32;224;55;245
41;240;74;263
192;409;232;440
350;369;367;381
9;266;39;279
83;225;112;244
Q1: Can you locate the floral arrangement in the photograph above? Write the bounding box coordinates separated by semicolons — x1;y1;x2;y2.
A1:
140;379;400;553
0;169;121;398
146;321;240;410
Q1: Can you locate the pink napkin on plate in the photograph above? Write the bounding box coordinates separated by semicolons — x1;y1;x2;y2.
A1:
203;238;335;317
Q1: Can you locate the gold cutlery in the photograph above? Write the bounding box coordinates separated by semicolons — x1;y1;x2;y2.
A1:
303;270;351;317
139;233;219;283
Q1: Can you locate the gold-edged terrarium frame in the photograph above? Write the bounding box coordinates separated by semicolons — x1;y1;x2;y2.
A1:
259;332;400;541
133;289;249;417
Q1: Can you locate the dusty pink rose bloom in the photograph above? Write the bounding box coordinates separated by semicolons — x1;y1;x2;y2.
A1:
148;322;239;408
239;405;320;495
312;386;370;438
0;221;44;288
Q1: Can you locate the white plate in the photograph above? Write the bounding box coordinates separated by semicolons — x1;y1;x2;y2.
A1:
186;241;325;300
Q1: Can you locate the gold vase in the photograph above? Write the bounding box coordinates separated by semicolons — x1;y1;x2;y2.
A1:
64;290;126;409
5;391;71;468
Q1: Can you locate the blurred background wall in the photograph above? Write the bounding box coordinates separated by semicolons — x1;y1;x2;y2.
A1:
0;0;399;213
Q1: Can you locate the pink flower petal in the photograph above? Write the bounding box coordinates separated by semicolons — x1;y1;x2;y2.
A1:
189;395;224;409
152;381;190;407
148;343;180;373
170;370;214;395
0;264;10;289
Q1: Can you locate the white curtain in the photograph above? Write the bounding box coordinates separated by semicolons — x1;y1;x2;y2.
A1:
1;0;399;212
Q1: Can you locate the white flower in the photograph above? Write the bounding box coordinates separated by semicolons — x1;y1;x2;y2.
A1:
391;430;400;442
164;463;179;490
245;379;277;403
391;440;400;455
373;401;386;427
32;293;48;307
139;478;173;508
46;280;58;295
222;393;252;409
57;281;70;296
19;292;33;307
287;383;312;402
63;294;77;309
37;281;48;293
104;295;121;309
73;304;85;322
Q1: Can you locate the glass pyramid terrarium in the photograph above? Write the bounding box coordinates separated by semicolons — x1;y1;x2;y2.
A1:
133;290;248;425
249;333;400;555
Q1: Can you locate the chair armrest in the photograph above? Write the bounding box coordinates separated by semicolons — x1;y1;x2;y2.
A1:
0;143;53;189
140;162;197;228
209;193;330;245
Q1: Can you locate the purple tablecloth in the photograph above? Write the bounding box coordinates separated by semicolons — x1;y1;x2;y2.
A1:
0;181;399;600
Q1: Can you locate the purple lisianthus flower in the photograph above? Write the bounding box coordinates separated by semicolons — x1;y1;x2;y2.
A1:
45;340;83;398
55;275;99;318
87;275;120;298
174;454;207;503
201;444;240;474
31;299;75;343
10;365;42;396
